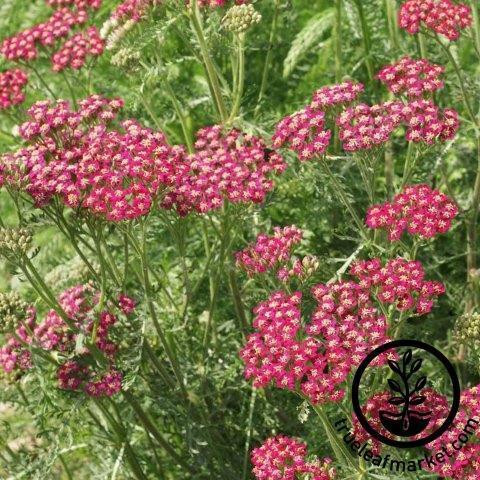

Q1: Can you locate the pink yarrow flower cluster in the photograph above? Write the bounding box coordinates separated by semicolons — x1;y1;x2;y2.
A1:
251;435;336;480
0;307;36;374
272;81;364;160
337;102;404;152
402;99;459;143
0;284;132;396
376;57;445;97
399;0;472;41
337;100;458;152
112;0;159;21
426;385;480;479
235;226;302;276
352;388;450;454
366;184;458;241
52;26;103;71
350;258;445;314
0;69;28;110
162;125;285;215
45;0;101;8
240;284;390;404
1;0;103;70
0;95;188;221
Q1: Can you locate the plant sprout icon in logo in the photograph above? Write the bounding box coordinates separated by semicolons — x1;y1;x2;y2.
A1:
379;349;432;437
352;340;461;448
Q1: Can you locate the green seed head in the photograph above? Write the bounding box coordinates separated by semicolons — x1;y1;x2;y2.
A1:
222;4;261;34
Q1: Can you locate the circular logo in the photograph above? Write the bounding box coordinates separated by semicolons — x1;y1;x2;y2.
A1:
351;339;460;448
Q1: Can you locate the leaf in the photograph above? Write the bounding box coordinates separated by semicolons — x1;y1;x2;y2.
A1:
410;395;426;406
388;379;403;394
402;349;412;367
283;8;335;78
388;396;405;405
388;360;402;375
409;358;423;375
414;376;428;392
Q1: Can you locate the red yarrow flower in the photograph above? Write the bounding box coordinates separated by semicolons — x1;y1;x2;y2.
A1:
251;435;336;480
399;0;472;41
366;184;458;241
376;57;445;98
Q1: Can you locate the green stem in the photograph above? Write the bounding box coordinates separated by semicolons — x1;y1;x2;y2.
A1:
241;388;257;480
254;0;280;118
190;1;228;122
354;0;374;82
229;33;245;122
432;33;478;126
163;79;194;153
319;156;366;233
122;391;193;473
385;0;399;51
312;405;362;473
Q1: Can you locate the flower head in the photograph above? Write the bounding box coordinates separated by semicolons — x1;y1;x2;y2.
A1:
366;184;458;241
251;435;336;480
399;0;472;41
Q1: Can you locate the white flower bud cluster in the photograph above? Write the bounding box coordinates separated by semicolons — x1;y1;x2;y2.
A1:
101;17;136;51
455;312;480;342
111;47;141;69
0;227;32;254
0;291;28;332
300;255;319;276
222;4;261;34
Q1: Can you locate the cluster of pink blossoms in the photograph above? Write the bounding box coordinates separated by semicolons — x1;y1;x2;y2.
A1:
337;102;404;152
52;27;103;71
366;184;458;241
162;125;285;215
399;0;472;41
45;0;101;8
0;285;135;397
376;57;444;98
251;435;336;480
351;258;445;314
0;69;28;110
426;385;480;479
337;99;458;152
272;81;364;160
240;284;390;404
0;96;188;221
1;0;102;71
352;388;450;454
403;99;459;144
112;0;159;21
0;307;36;374
235;226;302;276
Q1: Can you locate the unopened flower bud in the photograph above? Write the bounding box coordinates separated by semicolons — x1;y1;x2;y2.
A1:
222;4;261;33
454;312;480;342
0;227;32;254
0;291;28;332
